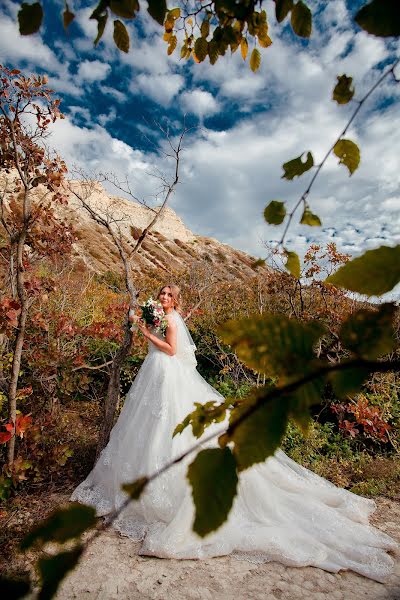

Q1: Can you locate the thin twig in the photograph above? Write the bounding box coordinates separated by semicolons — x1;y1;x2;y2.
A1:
279;58;400;246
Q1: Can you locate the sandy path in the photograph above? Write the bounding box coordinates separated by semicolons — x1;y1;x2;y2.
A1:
56;497;400;600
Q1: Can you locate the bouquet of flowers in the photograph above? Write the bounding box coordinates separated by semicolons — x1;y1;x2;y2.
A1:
133;297;168;336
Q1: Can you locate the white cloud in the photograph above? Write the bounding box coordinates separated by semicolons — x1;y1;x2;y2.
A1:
99;85;127;103
382;197;400;212
48;115;152;181
68;105;91;123
132;73;184;105
77;59;111;83
180;89;220;119
98;107;117;126
2;0;399;269
0;14;60;71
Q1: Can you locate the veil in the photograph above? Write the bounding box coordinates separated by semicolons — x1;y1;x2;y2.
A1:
173;311;197;368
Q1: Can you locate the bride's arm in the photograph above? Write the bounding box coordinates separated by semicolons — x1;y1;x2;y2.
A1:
135;317;177;356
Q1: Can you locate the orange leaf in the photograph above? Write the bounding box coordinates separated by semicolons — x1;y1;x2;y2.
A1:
0;431;12;444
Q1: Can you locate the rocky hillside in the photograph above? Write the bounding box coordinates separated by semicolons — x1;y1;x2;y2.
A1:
61;181;265;281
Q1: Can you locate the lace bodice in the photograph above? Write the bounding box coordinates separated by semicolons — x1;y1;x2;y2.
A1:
147;312;197;368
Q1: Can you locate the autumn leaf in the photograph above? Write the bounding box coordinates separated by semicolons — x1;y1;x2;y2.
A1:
241;37;248;60
63;4;75;30
291;0;312;38
250;48;261;72
113;19;130;53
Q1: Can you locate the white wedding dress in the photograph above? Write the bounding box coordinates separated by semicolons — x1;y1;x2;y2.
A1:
71;310;398;582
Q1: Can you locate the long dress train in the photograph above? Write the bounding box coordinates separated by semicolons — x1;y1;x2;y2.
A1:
71;310;398;582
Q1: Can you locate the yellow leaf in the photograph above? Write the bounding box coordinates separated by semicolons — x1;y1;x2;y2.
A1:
201;20;210;38
258;33;272;48
249;48;261;72
168;7;181;20
240;37;248;60
163;31;171;41
187;17;193;26
167;34;177;55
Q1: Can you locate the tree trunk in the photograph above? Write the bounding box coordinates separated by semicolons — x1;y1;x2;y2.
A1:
7;201;29;466
95;320;133;460
7;303;28;465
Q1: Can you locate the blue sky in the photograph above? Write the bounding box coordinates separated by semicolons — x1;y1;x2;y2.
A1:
1;0;399;265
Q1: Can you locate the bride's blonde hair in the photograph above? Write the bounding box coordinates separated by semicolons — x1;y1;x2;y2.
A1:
158;284;182;313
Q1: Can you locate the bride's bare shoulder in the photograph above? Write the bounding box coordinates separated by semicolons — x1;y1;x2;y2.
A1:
166;312;177;328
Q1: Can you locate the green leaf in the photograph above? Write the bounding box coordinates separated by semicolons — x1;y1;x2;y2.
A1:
18;2;43;35
333;74;354;105
285;249;301;279
264;200;286;225
38;547;83;600
339;303;396;360
122;476;148;499
282;151;313;180
300;206;321;226
275;0;294;22
326;245;400;296
173;401;228;439
187;447;238;536
173;414;191;436
201;20;210;38
110;0;139;19
208;40;219;64
113;19;130;52
93;13;108;46
220;314;325;382
329;365;371;398
0;577;31;599
355;0;400;38
249;48;261;72
21;503;96;550
63;4;75;30
333;139;360;175
229;392;289;470
289;377;324;431
147;0;167;25
194;37;208;62
291;0;312;38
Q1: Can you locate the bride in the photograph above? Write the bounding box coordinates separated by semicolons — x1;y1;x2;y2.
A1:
71;284;398;582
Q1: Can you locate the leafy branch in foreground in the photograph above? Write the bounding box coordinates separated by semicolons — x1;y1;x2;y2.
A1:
15;1;397;67
7;299;399;599
263;56;400;277
16;0;311;64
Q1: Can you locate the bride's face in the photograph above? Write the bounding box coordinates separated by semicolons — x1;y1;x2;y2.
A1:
159;287;174;310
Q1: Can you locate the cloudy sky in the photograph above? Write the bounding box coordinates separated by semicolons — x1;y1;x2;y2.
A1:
1;0;399;263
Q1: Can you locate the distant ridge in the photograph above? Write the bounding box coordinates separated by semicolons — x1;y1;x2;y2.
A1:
62;181;267;281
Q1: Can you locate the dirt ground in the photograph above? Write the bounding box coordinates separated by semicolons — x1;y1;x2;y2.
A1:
52;497;400;600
